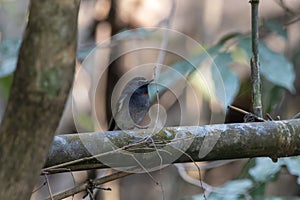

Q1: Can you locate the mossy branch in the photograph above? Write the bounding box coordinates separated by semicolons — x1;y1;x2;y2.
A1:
44;119;300;173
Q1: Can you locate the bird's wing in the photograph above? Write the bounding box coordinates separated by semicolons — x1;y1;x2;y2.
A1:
108;93;128;131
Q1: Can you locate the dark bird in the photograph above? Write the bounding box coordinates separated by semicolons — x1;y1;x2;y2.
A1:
108;77;152;131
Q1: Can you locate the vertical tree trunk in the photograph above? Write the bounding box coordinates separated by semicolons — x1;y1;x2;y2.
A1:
0;0;80;199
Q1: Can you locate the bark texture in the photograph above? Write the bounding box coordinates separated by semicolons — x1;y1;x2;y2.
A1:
44;119;300;172
0;0;80;199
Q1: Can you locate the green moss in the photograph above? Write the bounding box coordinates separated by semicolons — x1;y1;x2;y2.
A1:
38;67;62;97
185;131;193;136
107;132;134;147
151;128;175;140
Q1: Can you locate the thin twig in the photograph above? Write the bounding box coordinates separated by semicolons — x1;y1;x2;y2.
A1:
176;164;214;194
266;113;274;121
180;160;238;171
121;151;160;185
228;105;266;122
44;174;53;200
46;170;134;200
170;144;207;199
249;0;263;118
292;112;300;119
285;16;300;26
149;136;164;168
274;0;300;26
274;0;296;15
32;180;47;194
153;0;176;136
154;0;176;77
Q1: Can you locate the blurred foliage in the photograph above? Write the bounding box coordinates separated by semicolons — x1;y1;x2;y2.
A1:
76;113;94;131
0;20;298;198
1;21;295;110
0;23;296;111
263;20;288;40
148;25;294;112
238;36;295;93
0;38;20;99
185;157;300;200
0;38;20;77
0;23;296;125
0;74;12;99
211;52;239;110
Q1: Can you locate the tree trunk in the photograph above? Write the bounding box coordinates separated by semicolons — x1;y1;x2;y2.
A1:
0;0;80;199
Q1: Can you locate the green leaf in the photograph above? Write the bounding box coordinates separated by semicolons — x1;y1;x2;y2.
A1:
259;43;295;93
211;52;240;110
263;84;284;114
186;194;204;200
218;32;242;45
282;156;300;185
0;38;21;57
148;45;221;103
76;114;94;131
114;28;153;40
0;74;13;99
250;182;266;199
238;37;295;93
208;179;253;200
231;47;249;64
77;29;154;61
77;44;97;61
249;157;281;183
266;197;300;200
0;57;17;77
0;38;21;77
264;20;288;40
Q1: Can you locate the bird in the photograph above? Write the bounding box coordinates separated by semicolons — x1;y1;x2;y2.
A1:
108;77;152;131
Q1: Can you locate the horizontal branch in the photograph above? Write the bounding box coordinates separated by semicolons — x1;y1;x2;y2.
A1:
44;119;300;173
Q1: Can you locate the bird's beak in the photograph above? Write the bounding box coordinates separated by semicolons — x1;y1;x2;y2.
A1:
147;79;154;84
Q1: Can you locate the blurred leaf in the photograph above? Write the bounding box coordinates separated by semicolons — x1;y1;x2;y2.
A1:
263;84;284;114
264;20;288;40
76;114;94;131
0;57;17;77
259;43;295;93
211;52;240;110
249;157;281;182
77;44;97;61
114;28;153;40
149;45;221;102
218;32;242;45
0;38;21;56
0;38;21;77
208;179;253;200
231;47;249;64
238;37;295;93
184;194;204;200
238;159;256;179
266;197;300;200
77;29;154;61
292;45;300;63
0;74;13;99
282;156;300;185
250;181;266;200
190;72;212;101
